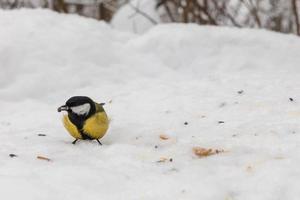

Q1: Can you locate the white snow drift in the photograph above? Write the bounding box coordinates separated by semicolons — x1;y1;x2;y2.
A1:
0;9;300;200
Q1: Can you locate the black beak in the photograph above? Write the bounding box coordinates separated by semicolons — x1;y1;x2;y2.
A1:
57;105;69;112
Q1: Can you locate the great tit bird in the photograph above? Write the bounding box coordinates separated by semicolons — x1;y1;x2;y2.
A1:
57;96;109;145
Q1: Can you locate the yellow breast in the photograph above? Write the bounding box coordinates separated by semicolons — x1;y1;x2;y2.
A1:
63;115;82;139
62;112;109;140
82;112;109;139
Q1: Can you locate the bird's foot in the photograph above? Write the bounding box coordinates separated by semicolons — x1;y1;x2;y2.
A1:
96;139;102;145
72;139;78;145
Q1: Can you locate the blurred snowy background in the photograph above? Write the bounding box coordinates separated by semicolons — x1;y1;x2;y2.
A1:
1;0;300;35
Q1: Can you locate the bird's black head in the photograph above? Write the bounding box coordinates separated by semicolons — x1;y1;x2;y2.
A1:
58;96;96;118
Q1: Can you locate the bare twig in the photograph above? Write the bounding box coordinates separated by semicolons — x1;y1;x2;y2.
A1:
128;1;158;25
240;0;261;27
53;0;68;13
212;0;242;27
163;1;176;22
292;0;300;35
195;0;217;25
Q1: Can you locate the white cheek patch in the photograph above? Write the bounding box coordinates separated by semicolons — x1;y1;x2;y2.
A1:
71;103;91;115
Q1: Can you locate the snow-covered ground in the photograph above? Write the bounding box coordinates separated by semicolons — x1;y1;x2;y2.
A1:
1;9;300;200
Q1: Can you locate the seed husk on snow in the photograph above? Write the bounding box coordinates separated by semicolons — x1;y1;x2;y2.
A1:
156;157;173;163
9;154;17;158
37;156;51;162
219;102;227;107
193;147;225;157
159;134;169;140
237;90;244;94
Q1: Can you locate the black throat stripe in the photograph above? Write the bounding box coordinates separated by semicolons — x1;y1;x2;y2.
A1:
68;114;93;140
78;129;93;140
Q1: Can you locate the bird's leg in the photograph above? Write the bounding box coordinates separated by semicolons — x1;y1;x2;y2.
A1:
96;139;102;145
72;139;78;145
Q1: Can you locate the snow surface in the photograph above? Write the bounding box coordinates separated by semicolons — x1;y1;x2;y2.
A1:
1;9;300;200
